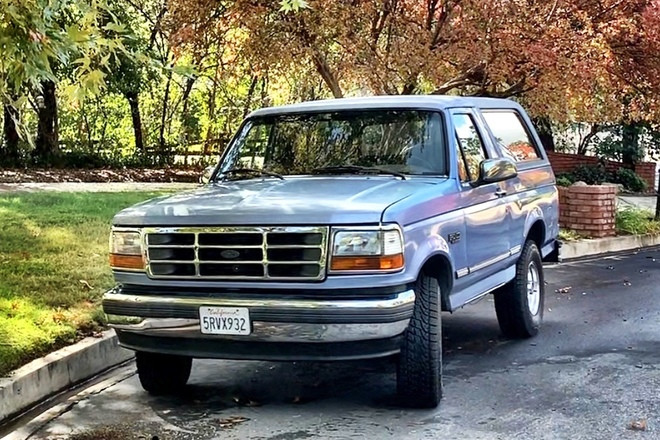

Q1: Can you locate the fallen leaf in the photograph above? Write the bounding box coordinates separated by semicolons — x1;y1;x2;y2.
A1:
628;419;647;431
217;416;249;429
232;396;261;407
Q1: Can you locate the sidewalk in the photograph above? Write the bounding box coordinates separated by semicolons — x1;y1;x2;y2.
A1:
617;195;655;211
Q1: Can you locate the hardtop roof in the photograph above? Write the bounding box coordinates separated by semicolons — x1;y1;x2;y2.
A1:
248;95;524;118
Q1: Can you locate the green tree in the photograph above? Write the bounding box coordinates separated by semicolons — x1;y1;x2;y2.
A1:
103;3;156;152
0;0;126;162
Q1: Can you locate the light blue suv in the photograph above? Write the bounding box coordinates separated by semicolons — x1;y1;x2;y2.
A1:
104;96;559;408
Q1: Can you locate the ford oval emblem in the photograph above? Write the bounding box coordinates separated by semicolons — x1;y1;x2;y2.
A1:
220;249;241;260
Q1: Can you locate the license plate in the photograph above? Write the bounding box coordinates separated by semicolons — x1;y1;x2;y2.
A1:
199;307;251;335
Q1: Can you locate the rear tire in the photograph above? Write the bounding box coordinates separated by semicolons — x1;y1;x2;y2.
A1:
397;273;443;408
136;351;192;395
494;240;545;338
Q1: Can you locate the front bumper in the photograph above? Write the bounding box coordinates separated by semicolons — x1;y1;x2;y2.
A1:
103;287;414;361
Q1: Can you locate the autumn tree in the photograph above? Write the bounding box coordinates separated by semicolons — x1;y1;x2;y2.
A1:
166;0;660;124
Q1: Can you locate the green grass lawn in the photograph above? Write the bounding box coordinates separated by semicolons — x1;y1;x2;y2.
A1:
0;191;166;377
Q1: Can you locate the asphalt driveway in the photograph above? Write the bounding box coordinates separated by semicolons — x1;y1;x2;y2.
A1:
7;249;660;440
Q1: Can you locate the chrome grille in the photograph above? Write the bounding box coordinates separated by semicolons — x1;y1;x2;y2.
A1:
144;227;328;281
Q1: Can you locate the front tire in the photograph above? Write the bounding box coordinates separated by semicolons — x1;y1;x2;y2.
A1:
397;273;443;408
136;351;192;395
494;240;545;338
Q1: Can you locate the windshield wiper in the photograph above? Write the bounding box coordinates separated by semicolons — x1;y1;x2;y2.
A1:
311;165;406;180
219;168;285;181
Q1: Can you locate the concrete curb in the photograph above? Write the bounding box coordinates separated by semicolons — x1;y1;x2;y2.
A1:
560;234;660;260
0;330;132;422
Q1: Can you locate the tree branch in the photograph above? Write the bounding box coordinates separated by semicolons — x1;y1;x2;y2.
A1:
431;62;487;94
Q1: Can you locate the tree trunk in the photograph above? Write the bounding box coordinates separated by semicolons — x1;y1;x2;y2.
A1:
243;75;258;118
577;123;600;155
2;103;20;164
159;69;173;152
126;91;144;152
621;123;640;169
656;169;660;221
311;52;343;98
203;64;219;155
533;117;555;152
35;80;59;159
180;76;196;145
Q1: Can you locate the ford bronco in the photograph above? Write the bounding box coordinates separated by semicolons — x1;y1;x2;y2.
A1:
103;96;559;408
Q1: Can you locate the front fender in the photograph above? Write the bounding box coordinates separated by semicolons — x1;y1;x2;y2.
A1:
403;231;454;284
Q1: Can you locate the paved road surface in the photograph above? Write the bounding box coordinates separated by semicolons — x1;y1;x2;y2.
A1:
6;250;660;440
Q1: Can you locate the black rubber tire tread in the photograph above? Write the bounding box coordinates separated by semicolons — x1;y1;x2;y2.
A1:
136;351;192;395
494;240;544;339
396;273;442;408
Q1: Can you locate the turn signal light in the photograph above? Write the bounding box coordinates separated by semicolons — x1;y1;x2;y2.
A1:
330;254;404;271
109;253;145;270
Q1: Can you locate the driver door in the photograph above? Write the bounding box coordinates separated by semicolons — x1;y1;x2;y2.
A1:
450;109;511;296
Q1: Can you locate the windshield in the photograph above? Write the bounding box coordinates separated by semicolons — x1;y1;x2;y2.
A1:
217;110;447;178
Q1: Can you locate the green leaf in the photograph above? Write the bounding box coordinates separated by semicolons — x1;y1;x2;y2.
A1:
66;25;89;43
279;0;309;13
172;64;198;77
103;22;126;34
82;70;106;96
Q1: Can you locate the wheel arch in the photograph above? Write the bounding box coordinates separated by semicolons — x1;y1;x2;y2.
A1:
418;252;454;312
526;219;546;250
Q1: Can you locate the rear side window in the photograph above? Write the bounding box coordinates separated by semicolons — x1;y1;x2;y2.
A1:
482;111;540;162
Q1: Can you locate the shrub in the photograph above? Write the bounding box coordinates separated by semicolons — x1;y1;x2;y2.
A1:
555;174;575;187
23;150;194;170
571;164;611;185
558;165;648;193
613;168;647;193
615;208;660;235
558;228;582;241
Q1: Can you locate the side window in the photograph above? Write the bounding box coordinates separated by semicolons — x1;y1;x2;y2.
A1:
482;111;540;162
452;113;486;182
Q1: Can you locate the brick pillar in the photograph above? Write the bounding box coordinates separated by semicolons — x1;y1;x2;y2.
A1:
558;184;618;238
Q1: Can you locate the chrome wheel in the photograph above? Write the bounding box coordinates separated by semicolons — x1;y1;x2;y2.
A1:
527;261;541;316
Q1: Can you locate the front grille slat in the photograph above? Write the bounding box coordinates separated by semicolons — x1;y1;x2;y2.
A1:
148;248;195;261
145;227;327;281
199;247;263;262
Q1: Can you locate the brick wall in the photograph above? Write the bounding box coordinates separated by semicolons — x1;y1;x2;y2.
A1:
547;152;656;193
558;184;617;238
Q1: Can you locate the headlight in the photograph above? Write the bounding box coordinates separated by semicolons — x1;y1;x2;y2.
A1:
109;229;144;270
330;227;404;272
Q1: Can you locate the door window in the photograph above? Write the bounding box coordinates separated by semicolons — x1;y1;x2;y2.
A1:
452;114;487;182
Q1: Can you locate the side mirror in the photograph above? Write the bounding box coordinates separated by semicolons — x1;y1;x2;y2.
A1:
200;165;216;185
474;158;517;186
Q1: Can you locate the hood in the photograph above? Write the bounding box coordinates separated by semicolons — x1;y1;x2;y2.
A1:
113;177;442;226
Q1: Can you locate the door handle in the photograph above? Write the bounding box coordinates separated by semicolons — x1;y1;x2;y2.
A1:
495;189;507;198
